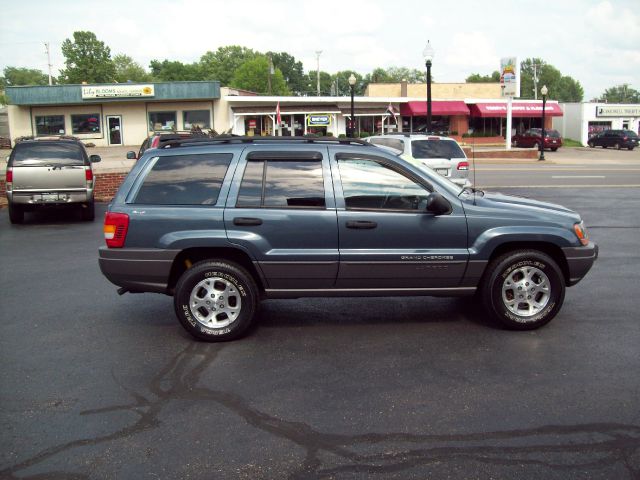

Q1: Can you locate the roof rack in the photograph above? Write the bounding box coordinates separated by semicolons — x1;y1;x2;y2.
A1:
161;135;372;149
15;135;81;143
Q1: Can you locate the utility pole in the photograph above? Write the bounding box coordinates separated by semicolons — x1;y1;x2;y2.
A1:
532;62;539;100
268;54;273;95
315;50;322;96
44;42;53;85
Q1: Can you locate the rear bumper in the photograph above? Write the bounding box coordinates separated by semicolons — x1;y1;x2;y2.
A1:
563;242;598;286
8;190;92;205
98;247;180;294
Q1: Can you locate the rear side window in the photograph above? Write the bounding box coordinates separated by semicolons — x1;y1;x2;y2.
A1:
134;153;232;205
237;159;325;208
412;140;465;159
11;143;85;166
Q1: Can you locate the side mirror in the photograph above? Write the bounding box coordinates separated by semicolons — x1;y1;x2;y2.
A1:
126;151;137;160
89;154;101;163
426;192;451;215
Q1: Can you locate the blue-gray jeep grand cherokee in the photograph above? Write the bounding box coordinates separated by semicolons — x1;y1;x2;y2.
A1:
99;137;598;341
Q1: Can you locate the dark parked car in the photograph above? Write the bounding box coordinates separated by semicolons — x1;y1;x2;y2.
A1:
512;128;563;151
6;136;101;223
587;130;638;150
99;136;597;341
127;130;211;160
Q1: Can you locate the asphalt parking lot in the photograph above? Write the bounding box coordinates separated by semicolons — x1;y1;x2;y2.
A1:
1;186;639;479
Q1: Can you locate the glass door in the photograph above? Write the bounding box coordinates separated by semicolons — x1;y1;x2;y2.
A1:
106;115;123;145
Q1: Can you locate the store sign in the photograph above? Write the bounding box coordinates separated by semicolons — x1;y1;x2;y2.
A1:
248;119;257;129
500;57;520;97
307;114;332;126
596;105;640;117
81;84;155;99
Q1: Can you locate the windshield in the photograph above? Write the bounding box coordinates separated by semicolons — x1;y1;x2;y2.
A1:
411;140;465;159
11;143;85;166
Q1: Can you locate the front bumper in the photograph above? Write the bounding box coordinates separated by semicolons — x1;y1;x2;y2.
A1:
563;242;598;286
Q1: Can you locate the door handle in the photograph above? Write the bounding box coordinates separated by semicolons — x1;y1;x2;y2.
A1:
233;217;263;226
346;220;377;229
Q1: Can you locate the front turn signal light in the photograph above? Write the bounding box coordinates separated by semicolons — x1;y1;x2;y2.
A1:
573;222;589;246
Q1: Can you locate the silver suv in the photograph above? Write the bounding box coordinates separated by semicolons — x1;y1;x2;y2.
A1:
367;134;470;187
5;136;101;223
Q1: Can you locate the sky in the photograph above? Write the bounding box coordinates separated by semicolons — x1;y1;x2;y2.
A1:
1;0;639;100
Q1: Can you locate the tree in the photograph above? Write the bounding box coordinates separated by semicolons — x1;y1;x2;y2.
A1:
149;60;201;81
384;66;425;83
113;54;150;83
519;58;583;102
59;31;116;83
230;56;290;95
331;71;365;96
600;84;640;103
1;67;50;86
466;71;500;83
304;71;333;96
268;51;306;95
199;46;259;86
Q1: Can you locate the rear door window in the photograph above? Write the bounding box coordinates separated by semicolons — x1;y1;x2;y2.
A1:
134;153;232;205
237;157;326;209
11;143;86;167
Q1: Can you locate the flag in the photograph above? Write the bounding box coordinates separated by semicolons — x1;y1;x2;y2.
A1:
386;103;397;124
276;101;281;125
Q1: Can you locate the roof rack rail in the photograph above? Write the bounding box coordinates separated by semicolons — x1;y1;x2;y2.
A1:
15;135;81;143
161;135;373;149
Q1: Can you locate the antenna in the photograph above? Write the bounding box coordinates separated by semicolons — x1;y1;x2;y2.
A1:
472;135;477;205
44;42;53;85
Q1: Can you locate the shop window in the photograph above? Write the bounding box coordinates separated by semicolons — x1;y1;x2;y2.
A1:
35;115;65;135
236;159;325;208
71;113;101;134
149;111;177;131
134;153;233;205
183;110;211;130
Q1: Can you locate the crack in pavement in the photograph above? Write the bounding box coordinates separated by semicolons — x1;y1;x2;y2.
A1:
2;342;639;479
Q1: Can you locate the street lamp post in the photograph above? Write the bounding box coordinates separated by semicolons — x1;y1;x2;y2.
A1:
539;85;548;161
348;73;356;137
423;41;434;133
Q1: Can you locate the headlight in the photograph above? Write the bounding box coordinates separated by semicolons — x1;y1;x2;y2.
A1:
573;221;589;246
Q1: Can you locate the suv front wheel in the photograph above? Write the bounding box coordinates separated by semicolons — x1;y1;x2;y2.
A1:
174;260;258;341
481;250;565;330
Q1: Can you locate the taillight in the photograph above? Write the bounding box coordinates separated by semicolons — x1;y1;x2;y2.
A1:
5;168;12;186
104;212;129;248
151;136;160;148
457;161;469;171
85;167;93;182
623;136;628;141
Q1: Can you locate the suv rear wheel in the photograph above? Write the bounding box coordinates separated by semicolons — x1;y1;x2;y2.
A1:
81;201;95;221
174;260;258;341
8;203;24;224
481;250;565;330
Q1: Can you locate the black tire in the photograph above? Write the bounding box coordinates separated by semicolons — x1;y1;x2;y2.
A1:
174;260;258;341
588;142;594;148
81;201;95;221
629;147;635;151
512;139;518;148
615;142;621;150
480;250;565;330
8;203;24;224
551;147;558;152
602;145;607;149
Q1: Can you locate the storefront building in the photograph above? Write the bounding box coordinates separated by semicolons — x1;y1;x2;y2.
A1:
554;103;640;146
6;81;220;147
5;80;563;146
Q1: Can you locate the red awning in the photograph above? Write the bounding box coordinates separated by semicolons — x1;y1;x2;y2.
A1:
400;101;470;116
469;102;563;117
